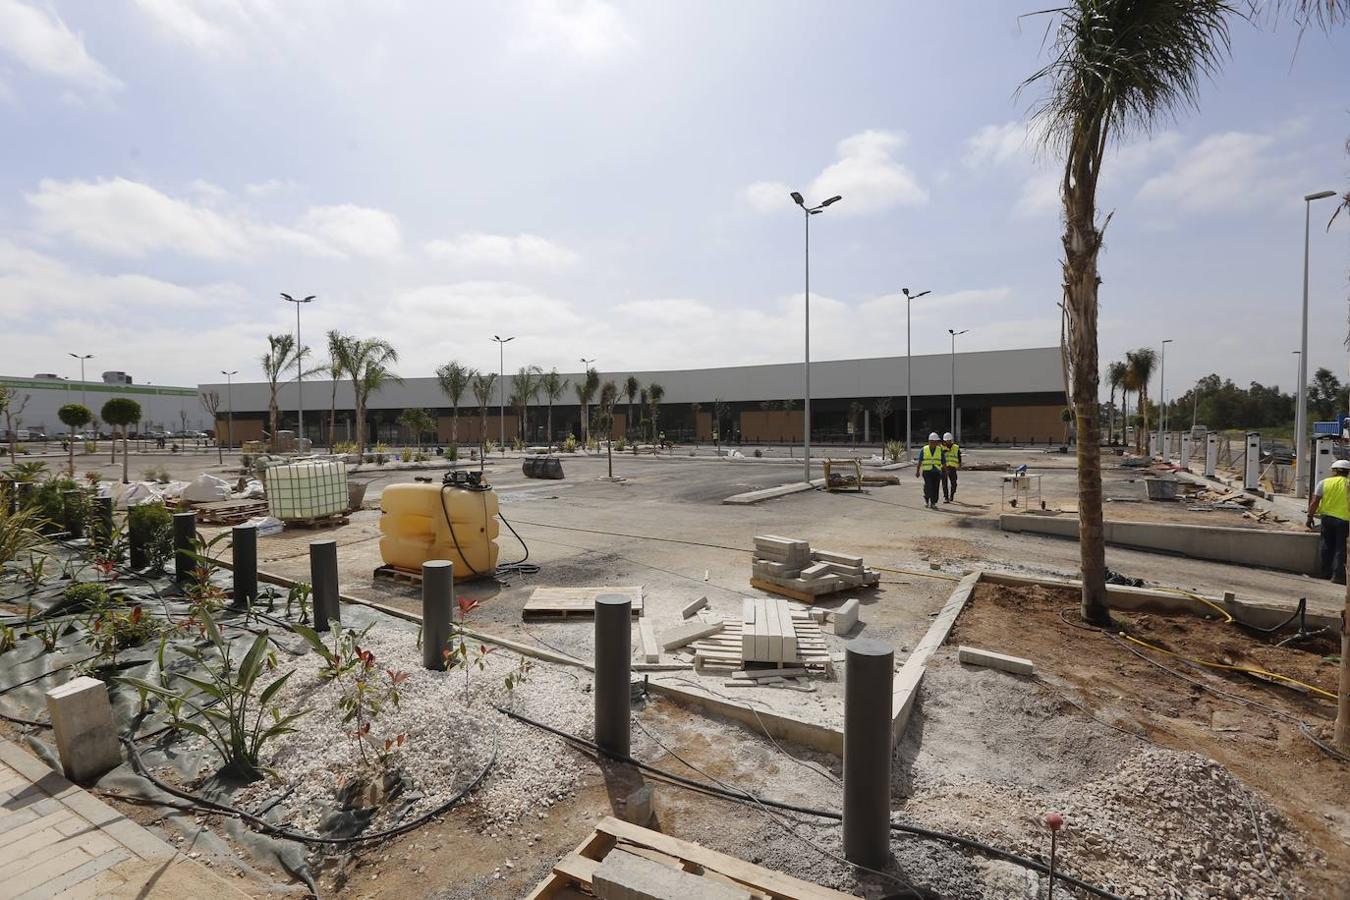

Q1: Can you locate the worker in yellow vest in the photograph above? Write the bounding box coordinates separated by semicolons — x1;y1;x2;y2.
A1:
941;431;961;503
1306;459;1350;584
914;432;945;509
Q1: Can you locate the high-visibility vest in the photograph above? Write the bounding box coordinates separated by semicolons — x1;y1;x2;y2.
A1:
920;445;944;472
1318;476;1349;521
944;442;961;468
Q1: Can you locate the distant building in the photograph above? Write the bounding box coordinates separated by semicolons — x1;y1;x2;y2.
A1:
1;374;203;437
197;346;1068;447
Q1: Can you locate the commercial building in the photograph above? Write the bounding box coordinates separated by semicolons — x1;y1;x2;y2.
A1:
0;373;203;438
196;346;1067;447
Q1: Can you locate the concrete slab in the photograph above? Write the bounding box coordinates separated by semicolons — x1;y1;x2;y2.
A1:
957;645;1034;676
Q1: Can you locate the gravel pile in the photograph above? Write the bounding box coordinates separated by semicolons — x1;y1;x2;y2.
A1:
226;620;596;836
900;743;1319;899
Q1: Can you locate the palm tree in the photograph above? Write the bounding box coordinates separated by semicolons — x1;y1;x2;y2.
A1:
511;366;542;444
624;376;640;439
332;336;400;454
1126;349;1158;453
646;383;664;443
598;380;619;476
575;367;599;444
472;372;497;452
261;333;301;451
325;330;348;451
1106;361;1128;445
436;362;474;446
539;369;568;446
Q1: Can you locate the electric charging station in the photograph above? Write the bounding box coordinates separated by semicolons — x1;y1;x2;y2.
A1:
1204;432;1217;478
1243;432;1260;490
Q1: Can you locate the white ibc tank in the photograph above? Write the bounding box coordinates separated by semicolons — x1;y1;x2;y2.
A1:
266;461;348;520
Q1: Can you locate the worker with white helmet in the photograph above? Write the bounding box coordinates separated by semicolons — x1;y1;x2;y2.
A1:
940;431;961;503
915;432;945;509
1307;458;1350;584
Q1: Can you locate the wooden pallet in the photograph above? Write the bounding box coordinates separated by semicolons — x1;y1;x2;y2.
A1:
373;563;496;585
522;585;644;617
526;815;855;899
280;514;350;529
191;500;268;525
689;611;831;673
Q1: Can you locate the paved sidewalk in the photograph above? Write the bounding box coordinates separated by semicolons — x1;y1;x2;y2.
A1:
0;739;251;899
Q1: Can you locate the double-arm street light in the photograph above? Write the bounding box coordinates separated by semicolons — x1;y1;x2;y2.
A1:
947;329;968;438
280;293;315;445
790;190;842;484
1295;189;1338;498
221;370;238;450
67;352;94;415
902;288;931;459
492;335;516;449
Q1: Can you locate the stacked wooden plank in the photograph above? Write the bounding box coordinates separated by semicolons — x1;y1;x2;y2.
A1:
749;535;880;602
688;605;832;674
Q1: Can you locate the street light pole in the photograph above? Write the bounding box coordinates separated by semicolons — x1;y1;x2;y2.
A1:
280;293;315;447
947;329;968;438
67;353;93;413
492;335;515;449
1296;190;1338;498
902;288;931;460
221;370;237;450
790;191;842;484
1160;338;1173;454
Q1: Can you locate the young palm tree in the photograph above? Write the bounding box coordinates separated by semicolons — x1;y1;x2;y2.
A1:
623;375;640;439
539;369;568;445
397;408;435;450
325;331;348;451
261;333;301;451
872;397;893;447
472;372;498;451
333;336;400;454
575;367;600;444
646;383;664;443
511;366;542;443
598;380;619;474
436;362;473;446
1106;361;1128;445
1127;349;1158;453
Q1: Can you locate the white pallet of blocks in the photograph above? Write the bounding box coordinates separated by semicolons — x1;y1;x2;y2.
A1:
741;597;798;664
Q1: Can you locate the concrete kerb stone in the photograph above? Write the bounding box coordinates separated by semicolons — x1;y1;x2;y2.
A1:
721;480;820;506
45;677;121;783
645;677;845;756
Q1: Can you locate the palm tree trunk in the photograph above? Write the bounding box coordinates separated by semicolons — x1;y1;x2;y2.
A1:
451;404;458;445
355;398;366;454
269;394;279;452
329;379;338;452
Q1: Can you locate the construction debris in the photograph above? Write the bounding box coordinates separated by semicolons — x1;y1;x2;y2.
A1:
688;603;832;673
680;595;709;619
956;645;1034;676
660;617;725;651
749;535;880;601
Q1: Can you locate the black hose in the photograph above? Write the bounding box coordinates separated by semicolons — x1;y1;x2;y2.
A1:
1231;597;1307;636
494;705;1125;900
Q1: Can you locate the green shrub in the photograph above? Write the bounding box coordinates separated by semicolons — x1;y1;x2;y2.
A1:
446;443;459;461
885;440;904;462
64;582;113;613
31;477;83;533
127;503;173;570
562;434;578;453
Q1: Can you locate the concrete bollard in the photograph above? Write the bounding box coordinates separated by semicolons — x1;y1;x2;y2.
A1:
594;593;632;757
46;677;122;783
1205;432;1218;478
231;524;257;609
1244;432;1260;491
309;539;340;632
172;511;196;584
422;560;454;670
63;489;84;538
94;496;114;550
843;638;894;869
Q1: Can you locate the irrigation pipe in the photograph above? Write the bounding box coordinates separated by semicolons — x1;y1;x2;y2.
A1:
494;705;1125;900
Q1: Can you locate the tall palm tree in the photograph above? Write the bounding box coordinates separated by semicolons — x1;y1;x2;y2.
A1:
325;330;348;451
1127;348;1158;453
575;367;599;444
332;336;400;454
261;333;302;451
436;362;473;446
598;380;619;473
539;369;568;445
1106;361;1128;445
472;372;497;451
646;383;665;443
623;376;640;439
511;366;542;443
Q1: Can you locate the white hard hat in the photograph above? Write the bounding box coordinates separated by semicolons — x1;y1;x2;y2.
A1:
1333;460;1350;471
943;432;954;441
928;432;940;441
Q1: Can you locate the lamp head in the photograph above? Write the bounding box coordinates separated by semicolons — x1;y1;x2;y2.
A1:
790;191;804;206
1305;190;1337;201
819;195;842;207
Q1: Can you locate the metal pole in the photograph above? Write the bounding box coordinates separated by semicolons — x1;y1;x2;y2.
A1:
905;297;911;460
499;340;505;449
226;373;234;450
1296;199;1312;498
1159;342;1166;441
422;560;453;670
803;208;811;484
231;524;257;609
949;332;956;435
172;511;196;584
309;539;340;632
843;638;894;868
594;592;632;756
295;300;304;445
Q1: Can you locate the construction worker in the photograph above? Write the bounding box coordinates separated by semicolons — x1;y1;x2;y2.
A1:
941;431;961;503
915;432;945;509
1306;458;1350;584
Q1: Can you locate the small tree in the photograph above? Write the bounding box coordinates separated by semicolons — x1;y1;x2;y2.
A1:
646;383;664;444
102;398;141;484
436;362;473;446
398;408;435;450
200;391;222;464
1;388;30;463
326;330;348;451
471;372;497;461
690;401;702;445
597;380;618;478
58;403;91;475
872;397;893;448
574;367;600;445
511;366;542;443
624;376;640;439
847;401;863;448
539;369;568;447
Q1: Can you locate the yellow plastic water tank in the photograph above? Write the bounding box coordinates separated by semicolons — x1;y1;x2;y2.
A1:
379;482;500;580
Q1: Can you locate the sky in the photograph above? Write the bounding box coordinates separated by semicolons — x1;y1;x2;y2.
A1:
0;0;1346;404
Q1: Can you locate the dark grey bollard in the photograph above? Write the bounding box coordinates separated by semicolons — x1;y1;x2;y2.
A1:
843;638;895;869
231;525;257;609
172;511;196;584
309;539;340;632
421;560;454;670
594;593;632;757
63;490;84;538
94;496;114;547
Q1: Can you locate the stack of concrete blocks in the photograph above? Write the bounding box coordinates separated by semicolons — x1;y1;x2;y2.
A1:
741;597;798;664
750;534;880;598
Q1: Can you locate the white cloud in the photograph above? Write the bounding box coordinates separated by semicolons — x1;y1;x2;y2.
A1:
514;0;634;59
131;0;275;57
0;0;121;95
296;204;402;259
964;122;1031;169
741;130;927;217
424;232;579;268
858;287;1013;320
1135;131;1298;215
245;178;300;198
